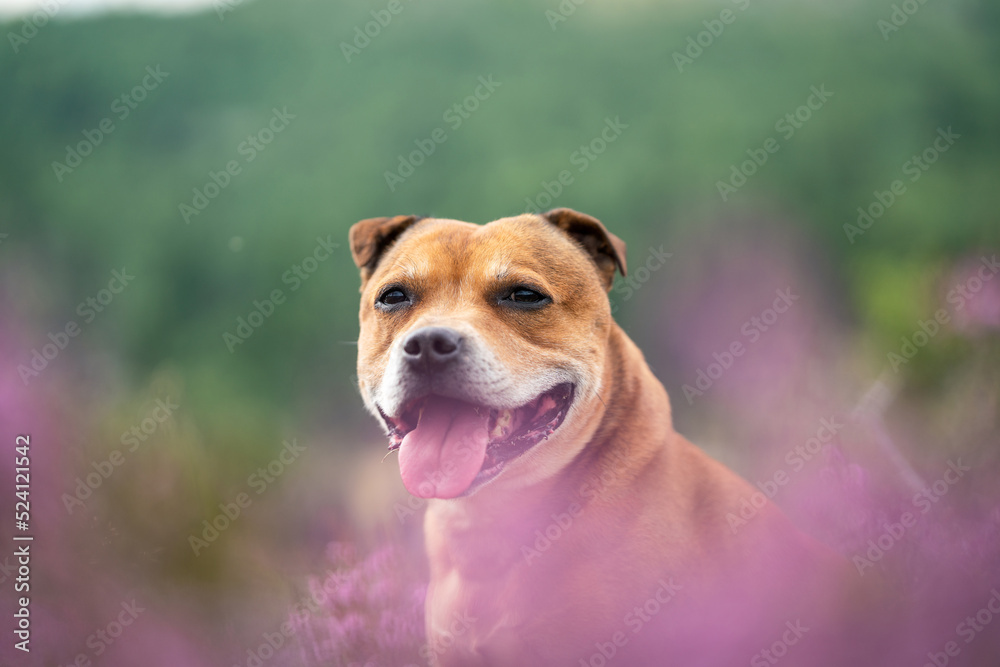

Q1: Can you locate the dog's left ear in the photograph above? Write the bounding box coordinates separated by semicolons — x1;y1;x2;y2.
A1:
349;215;422;284
542;208;627;291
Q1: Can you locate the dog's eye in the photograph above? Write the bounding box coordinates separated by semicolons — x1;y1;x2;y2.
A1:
511;289;543;303
504;288;549;306
378;289;409;307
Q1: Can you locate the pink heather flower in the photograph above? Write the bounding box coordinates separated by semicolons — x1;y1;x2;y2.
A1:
285;542;426;666
949;254;1000;332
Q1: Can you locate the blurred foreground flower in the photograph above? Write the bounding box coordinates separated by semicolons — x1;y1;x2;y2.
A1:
286;541;426;667
950;254;1000;332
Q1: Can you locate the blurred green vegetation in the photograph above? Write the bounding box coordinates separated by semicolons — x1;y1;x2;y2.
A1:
2;0;998;445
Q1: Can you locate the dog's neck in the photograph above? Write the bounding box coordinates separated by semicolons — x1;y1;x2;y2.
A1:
573;323;674;477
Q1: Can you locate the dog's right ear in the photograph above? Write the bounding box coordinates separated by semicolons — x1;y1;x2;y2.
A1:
349;215;422;284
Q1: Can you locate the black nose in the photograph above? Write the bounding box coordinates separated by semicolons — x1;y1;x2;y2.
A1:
402;327;463;368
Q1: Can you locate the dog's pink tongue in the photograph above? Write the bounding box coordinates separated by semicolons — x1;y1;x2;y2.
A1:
398;396;489;499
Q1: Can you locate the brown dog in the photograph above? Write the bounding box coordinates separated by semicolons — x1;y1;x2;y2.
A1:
350;209;875;666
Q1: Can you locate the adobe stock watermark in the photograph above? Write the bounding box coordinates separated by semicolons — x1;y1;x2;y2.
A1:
716;85;833;201
233;566;367;667
887;255;997;372
610;245;673;314
853;458;971;575
750;619;810;666
188;438;306;555
521;503;584;565
340;0;415;63
62;397;180;515
545;0;588;31
522;443;649;566
58;599;145;665
236;623;296;667
877;0;934;41
179;106;295;223
681;287;799;405
672;0;752;73
7;0;68;54
394;423;494;522
579;579;682;666
51;65;169;182
392;430;492;522
522;116;628;213
921;588;1000;667
384;75;501;192
222;235;339;352
421;610;478;664
844;127;959;243
16;268;135;386
946;255;1000;311
726;416;844;534
393;493;427;524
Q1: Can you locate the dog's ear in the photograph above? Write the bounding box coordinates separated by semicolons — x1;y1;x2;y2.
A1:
541;208;627;291
349;215;423;283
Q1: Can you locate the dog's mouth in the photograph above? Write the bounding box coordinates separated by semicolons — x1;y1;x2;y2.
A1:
378;383;575;498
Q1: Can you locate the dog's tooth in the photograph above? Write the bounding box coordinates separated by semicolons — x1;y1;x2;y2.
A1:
491;409;514;438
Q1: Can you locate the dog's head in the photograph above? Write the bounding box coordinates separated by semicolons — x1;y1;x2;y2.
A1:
350;209;626;499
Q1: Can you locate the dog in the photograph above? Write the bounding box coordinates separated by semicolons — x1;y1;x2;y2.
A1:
350;209;882;666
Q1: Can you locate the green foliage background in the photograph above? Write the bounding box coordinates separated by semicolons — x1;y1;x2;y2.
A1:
4;0;998;435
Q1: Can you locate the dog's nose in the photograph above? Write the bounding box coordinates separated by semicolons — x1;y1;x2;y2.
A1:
402;327;464;368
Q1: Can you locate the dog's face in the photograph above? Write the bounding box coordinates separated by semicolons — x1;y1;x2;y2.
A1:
350;209;626;499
